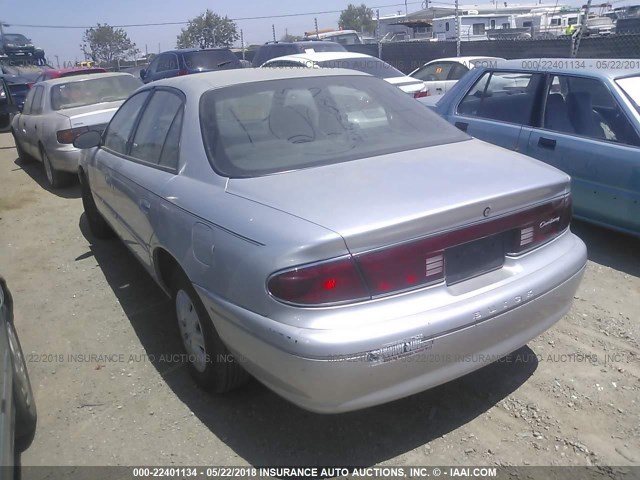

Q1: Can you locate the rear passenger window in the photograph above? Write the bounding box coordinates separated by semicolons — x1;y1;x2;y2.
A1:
543;75;640;147
457;71;543;125
130;90;183;168
103;91;150;155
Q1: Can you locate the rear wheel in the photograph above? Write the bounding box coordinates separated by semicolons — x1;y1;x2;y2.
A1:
80;170;114;239
6;321;37;452
171;269;248;393
41;147;73;189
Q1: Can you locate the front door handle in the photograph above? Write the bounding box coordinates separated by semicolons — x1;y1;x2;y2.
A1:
455;121;468;132
139;199;151;214
538;137;557;150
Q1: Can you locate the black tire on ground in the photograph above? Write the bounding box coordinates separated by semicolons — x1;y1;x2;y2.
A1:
12;133;34;163
41;147;73;189
6;321;37;453
79;170;115;239
171;268;248;393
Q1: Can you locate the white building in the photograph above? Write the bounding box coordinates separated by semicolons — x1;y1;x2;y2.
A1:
432;14;514;40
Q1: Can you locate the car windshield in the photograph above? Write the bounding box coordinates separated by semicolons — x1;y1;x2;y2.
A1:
200;75;468;177
3;34;29;43
616;75;640;113
317;58;406;79
298;42;346;52
183;51;240;70
50;75;142;110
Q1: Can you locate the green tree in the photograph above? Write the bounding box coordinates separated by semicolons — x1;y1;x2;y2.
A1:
338;3;376;34
81;24;139;65
176;9;239;48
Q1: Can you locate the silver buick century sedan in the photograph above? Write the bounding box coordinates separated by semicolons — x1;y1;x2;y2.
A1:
75;68;587;413
11;72;142;188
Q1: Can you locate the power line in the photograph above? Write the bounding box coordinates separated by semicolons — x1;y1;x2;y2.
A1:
6;2;425;30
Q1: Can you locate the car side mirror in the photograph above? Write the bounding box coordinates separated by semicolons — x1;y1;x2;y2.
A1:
73;130;102;149
139;69;146;79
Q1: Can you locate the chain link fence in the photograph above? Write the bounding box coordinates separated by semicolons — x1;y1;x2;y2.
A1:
345;34;640;74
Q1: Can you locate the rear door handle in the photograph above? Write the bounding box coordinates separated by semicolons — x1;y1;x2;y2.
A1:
538;137;556;149
455;121;468;132
139;199;151;214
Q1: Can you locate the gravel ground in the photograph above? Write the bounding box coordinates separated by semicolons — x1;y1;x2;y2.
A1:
0;132;638;468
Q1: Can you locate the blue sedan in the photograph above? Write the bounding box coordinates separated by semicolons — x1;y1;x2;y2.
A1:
425;59;640;237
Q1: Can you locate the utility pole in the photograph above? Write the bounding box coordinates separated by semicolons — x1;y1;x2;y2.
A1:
572;0;592;57
455;0;461;56
314;17;319;38
405;0;408;16
240;29;245;60
55;55;60;68
272;24;276;42
377;10;382;58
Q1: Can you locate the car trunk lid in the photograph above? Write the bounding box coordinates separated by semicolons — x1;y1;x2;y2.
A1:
54;101;123;129
226;138;570;255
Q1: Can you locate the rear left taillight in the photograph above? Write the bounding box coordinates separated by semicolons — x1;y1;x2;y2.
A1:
26;82;34;89
267;257;368;306
177;69;189;76
414;89;430;98
57;126;89;144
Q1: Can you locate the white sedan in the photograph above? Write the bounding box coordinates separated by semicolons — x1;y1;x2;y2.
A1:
262;51;429;98
410;56;504;96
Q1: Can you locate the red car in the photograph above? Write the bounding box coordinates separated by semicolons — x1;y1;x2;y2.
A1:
31;67;107;85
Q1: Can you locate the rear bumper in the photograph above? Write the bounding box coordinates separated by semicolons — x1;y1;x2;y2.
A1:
195;231;587;413
47;145;81;173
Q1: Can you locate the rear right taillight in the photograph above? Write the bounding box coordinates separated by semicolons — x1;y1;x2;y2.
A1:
177;69;189;76
508;195;572;254
267;257;368;306
414;89;430;98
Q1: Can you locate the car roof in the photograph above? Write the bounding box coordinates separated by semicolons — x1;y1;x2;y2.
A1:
43;67;106;75
39;72;136;86
487;58;640;79
426;56;504;64
263;51;373;63
146;67;370;92
159;48;232;54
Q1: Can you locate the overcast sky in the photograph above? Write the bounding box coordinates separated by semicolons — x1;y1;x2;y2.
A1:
3;0;628;66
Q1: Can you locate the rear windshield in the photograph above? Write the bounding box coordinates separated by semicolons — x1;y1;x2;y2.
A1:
200;75;468;178
50;75;142;110
3;34;29;43
183;50;240;70
317;58;406;79
616;75;640;114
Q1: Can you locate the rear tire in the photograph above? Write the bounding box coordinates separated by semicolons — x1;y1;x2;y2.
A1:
6;321;37;453
80;170;114;239
41;147;73;189
171;269;248;393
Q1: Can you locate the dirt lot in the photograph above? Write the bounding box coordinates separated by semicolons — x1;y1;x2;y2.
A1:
0;131;638;468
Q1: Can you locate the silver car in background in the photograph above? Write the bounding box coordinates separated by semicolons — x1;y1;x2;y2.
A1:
11;73;142;188
75;68;586;413
261;51;429;98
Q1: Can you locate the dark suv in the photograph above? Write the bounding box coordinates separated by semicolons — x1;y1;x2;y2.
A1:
140;48;243;83
250;41;347;67
0;33;44;58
